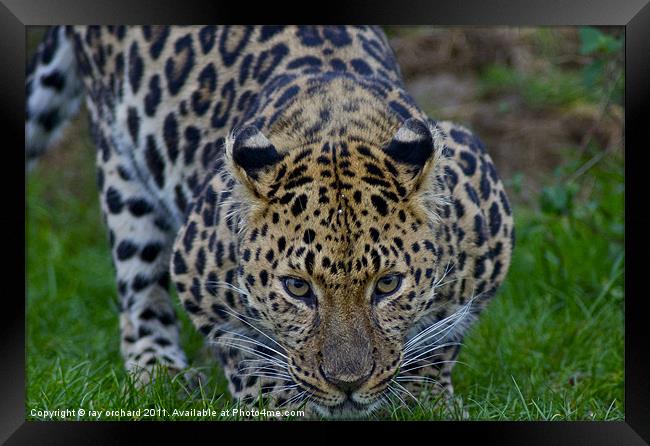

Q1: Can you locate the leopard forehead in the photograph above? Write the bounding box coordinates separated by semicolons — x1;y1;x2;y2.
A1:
236;139;442;287
219;77;441;283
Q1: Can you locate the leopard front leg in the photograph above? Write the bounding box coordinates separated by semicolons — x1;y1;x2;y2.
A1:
97;155;188;385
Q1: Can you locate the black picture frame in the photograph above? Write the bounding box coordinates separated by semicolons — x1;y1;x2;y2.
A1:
3;0;648;443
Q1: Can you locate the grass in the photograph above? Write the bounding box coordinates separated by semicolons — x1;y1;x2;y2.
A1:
479;64;598;109
26;117;624;420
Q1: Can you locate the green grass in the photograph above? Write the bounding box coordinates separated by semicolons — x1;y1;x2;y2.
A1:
479;64;598;109
26;121;624;420
479;28;623;111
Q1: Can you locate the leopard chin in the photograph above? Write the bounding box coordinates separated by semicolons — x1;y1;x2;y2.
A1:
310;399;381;419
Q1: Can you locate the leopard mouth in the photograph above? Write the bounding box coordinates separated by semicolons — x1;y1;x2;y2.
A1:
287;378;380;418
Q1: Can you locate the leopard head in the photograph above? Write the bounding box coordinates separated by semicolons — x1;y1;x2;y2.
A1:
221;111;450;413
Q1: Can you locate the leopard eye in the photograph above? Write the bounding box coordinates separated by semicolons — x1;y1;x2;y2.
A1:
282;277;312;299
373;274;402;299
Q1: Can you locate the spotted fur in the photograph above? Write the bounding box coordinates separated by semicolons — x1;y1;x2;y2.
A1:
26;26;514;418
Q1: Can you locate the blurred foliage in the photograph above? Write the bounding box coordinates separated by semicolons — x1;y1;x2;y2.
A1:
480;65;594;109
579;27;623;55
479;26;623;109
579;27;624;105
538;148;623;239
539;182;579;216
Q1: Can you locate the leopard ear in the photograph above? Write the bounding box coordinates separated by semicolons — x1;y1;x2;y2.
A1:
382;118;440;192
225;126;286;198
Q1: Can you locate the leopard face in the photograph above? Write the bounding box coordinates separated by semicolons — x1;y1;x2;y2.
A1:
201;85;450;416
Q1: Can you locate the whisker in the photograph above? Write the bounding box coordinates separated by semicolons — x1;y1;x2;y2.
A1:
239;372;293;381
432;275;462;290
402;342;462;366
212;336;286;360
405;302;467;348
403;315;465;353
237;364;291;375
212;339;287;369
386;384;411;414
405;290;482;353
214;342;284;365
237;360;290;377
204;280;253;301
237;367;292;380
237;362;291;373
264;383;299;394
238;358;287;369
404;310;465;351
394;375;441;385
378;394;392;413
398;359;464;375
280;390;308;409
215;328;289;359
433;258;456;289
391;380;423;409
394;376;447;395
220;308;288;353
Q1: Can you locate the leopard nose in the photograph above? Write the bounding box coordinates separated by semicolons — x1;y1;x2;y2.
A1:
319;362;375;394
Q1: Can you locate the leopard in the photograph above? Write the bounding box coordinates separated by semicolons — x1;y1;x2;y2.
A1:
26;25;515;418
